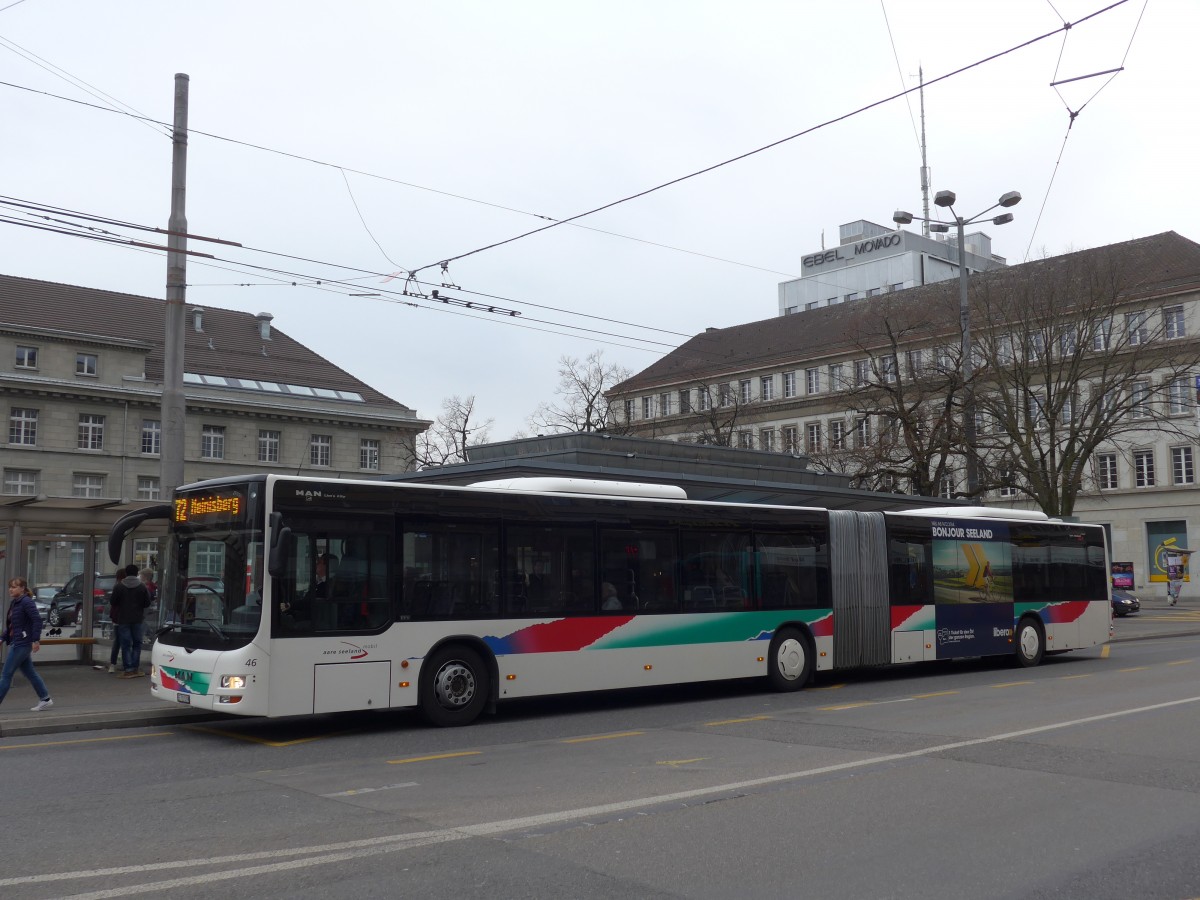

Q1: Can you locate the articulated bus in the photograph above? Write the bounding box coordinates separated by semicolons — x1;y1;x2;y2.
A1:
109;474;1111;726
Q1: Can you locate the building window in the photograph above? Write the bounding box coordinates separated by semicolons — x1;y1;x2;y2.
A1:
855;417;871;448
697;389;711;411
760;428;776;452
360;438;381;471
2;468;38;495
678;389;691;414
881;355;897;383
845;292;860;302
72;473;105;498
907;350;924;377
1029;392;1047;429
1096;453;1119;490
1090;317;1112;351
805;367;820;395
77;413;105;450
890;282;904;292
826;296;839;306
1168;377;1192;416
1126;311;1148;346
201;425;226;460
76;352;98;377
1134;450;1155;488
737;431;753;450
739;379;752;404
785;305;798;315
8;407;37;446
804;301;819;311
310;434;332;467
141;419;161;455
938;472;956;499
1163;305;1186;340
829;420;845;450
1060;327;1079;356
624;399;634;421
783;425;799;453
642;396;653;418
854;360;870;387
15;346;37;369
806;423;822;453
998;465;1018;498
1130;380;1151;419
783;371;797;398
1172;447;1195;485
259;430;281;463
137;476;161;500
935;346;955;372
659;392;671;416
760;377;774;402
719;384;733;407
828;363;844;390
866;287;882;297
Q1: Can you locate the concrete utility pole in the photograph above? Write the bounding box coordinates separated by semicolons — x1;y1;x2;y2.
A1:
161;73;189;498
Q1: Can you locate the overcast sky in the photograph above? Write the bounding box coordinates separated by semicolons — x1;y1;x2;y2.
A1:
1;0;1194;438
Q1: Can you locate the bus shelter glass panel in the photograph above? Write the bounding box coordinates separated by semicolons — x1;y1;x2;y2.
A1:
599;529;679;613
679;530;753;610
401;521;500;620
506;524;595;615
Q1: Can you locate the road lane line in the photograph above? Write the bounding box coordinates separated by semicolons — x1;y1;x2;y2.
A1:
322;782;418;797
1101;644;1111;658
1118;666;1150;673
183;725;335;747
561;731;643;743
387;751;482;765
1167;659;1194;666
657;758;706;767
991;681;1033;689
0;732;171;751
705;715;771;726
818;701;876;710
915;691;958;698
15;694;1200;896
1059;674;1092;679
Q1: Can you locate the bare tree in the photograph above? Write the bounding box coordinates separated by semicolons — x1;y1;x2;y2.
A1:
529;351;633;435
409;395;493;469
971;247;1200;516
680;381;753;447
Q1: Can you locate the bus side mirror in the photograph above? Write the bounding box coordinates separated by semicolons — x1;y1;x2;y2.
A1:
267;512;292;578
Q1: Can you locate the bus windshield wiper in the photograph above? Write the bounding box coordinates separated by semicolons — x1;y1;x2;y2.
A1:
194;618;228;640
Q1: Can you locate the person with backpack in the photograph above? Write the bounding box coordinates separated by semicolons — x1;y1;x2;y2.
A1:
110;564;151;678
1;576;53;710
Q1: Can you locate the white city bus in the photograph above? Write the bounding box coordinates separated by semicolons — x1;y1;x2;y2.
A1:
109;474;1111;726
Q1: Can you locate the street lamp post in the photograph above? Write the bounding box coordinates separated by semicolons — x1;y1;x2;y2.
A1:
893;189;1021;497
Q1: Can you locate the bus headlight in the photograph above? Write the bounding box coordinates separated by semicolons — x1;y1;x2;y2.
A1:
220;675;247;689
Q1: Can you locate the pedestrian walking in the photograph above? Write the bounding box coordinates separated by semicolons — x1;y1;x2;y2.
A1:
110;563;151;678
0;576;53;711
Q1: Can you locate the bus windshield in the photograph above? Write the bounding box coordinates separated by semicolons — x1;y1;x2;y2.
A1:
156;525;265;652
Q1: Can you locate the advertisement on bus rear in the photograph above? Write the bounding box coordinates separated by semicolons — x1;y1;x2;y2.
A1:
931;519;1013;658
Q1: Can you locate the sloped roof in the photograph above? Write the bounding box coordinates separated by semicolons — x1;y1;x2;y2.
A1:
612;231;1200;393
0;273;409;409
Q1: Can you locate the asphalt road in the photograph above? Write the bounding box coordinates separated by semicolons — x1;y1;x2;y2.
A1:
3;620;1199;899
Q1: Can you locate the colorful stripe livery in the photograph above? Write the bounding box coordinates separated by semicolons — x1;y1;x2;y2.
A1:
159;666;211;696
1015;600;1091;624
483;610;832;656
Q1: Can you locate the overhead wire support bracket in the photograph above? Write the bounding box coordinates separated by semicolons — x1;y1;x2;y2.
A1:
1050;66;1124;86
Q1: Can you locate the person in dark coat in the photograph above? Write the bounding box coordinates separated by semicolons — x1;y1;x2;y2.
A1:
1;576;53;710
110;563;151;678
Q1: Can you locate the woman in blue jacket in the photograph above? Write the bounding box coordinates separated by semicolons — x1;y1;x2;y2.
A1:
0;576;53;711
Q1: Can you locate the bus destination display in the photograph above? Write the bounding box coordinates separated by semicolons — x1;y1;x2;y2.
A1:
174;492;243;524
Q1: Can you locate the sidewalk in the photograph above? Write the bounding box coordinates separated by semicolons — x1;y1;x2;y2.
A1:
0;662;220;738
2;608;1198;739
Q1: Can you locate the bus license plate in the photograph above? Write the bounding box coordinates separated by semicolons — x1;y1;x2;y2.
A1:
177;692;191;705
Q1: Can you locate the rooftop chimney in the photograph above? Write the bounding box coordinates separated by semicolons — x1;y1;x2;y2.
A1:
256;312;274;340
190;306;204;332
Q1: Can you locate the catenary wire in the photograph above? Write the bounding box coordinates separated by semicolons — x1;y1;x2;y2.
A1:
878;0;922;154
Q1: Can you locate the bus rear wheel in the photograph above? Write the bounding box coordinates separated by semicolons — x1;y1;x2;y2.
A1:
420;644;490;727
1014;617;1045;668
767;627;813;692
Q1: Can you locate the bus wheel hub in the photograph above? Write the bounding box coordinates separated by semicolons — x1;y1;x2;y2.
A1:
434;662;475;708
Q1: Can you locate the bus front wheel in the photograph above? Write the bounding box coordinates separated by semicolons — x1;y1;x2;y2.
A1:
1014;617;1045;668
420;644;490;727
767;627;813;692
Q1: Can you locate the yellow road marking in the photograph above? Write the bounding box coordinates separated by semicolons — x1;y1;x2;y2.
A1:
1101;644;1111;659
387;751;483;765
0;732;171;751
810;683;846;691
184;724;345;747
991;681;1033;689
657;758;706;767
915;691;958;699
561;731;644;744
1118;666;1149;673
819;702;875;711
1060;674;1093;679
1167;659;1194;666
705;715;771;726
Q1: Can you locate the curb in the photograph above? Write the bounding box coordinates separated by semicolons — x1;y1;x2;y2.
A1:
0;707;223;739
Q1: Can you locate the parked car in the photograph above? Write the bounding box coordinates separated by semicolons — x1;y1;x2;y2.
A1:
33;584;61;624
51;573;117;627
1112;589;1141;617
